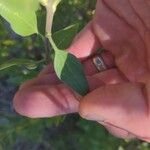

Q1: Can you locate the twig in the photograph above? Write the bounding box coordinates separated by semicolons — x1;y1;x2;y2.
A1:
43;36;51;64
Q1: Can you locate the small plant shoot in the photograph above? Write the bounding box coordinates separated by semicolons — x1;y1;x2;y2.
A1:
0;0;89;96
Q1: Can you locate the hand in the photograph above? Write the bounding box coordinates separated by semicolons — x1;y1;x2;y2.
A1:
13;0;150;141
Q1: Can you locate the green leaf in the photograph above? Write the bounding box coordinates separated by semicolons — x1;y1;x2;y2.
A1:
0;59;43;71
52;24;79;49
36;6;47;36
54;50;89;96
0;0;39;36
47;32;88;96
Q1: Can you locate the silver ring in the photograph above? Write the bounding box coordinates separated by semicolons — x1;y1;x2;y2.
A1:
93;56;107;72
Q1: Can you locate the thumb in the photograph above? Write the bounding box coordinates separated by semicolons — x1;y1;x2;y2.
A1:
79;82;150;141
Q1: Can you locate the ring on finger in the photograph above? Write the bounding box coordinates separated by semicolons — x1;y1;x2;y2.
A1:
93;56;107;72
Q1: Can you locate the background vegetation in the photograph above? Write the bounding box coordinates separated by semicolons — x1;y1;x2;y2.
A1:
0;0;150;149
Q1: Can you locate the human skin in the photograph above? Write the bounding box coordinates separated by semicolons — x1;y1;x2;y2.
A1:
13;0;150;141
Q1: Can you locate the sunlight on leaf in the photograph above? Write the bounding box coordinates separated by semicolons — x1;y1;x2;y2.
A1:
0;0;39;36
39;0;48;6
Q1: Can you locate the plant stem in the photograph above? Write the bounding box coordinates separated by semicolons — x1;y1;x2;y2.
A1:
43;36;51;64
46;33;59;51
39;34;51;64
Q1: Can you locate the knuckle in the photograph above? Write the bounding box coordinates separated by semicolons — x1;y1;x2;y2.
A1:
79;99;90;119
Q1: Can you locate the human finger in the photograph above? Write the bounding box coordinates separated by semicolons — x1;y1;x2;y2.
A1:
83;51;115;76
14;69;125;119
79;81;150;141
102;0;146;37
20;73;60;90
68;22;101;60
129;0;150;30
88;68;128;91
13;84;80;118
99;121;136;139
93;0;149;83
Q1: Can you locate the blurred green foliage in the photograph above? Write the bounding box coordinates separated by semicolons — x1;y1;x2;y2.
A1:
0;0;150;150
